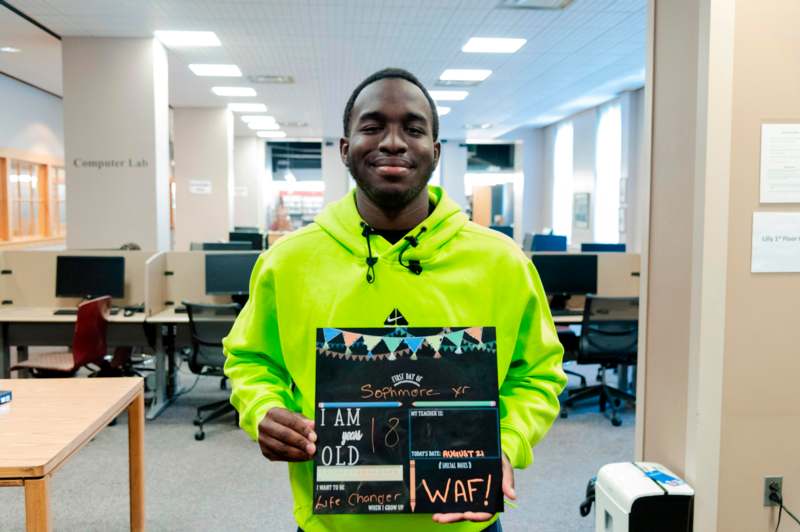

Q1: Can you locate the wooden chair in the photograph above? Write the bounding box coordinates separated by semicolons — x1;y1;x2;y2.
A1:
11;296;112;377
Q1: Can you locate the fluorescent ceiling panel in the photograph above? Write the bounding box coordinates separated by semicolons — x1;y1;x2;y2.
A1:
462;38;526;54
189;64;242;77
241;115;277;123
212;86;256;97
154;30;221;47
429;90;469;101
257;131;287;138
440;69;492;82
228;103;267;112
437;106;451;116
248;121;280;130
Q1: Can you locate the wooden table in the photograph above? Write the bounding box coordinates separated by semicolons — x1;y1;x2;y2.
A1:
0;378;145;531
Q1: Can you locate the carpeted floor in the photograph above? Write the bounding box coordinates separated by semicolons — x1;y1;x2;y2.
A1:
0;365;634;531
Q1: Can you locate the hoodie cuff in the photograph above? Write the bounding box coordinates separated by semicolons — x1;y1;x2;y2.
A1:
500;424;533;469
240;399;287;442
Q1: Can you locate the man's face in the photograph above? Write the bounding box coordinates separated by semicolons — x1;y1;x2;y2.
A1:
341;78;440;211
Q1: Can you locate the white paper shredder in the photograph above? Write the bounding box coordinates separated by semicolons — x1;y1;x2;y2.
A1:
595;462;694;532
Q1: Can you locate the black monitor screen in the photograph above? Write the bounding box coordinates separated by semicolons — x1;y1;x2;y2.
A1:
205;253;259;295
532;254;598;295
203;241;252;251
55;256;125;299
229;231;264;250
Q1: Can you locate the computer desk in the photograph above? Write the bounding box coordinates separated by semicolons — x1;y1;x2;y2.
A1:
0;307;150;380
145;307;238;420
0;377;144;531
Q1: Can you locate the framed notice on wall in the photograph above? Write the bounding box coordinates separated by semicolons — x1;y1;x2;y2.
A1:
313;326;503;515
760;123;800;203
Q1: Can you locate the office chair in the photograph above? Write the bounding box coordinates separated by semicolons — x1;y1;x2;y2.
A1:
11;296;112;377
560;295;638;426
182;301;241;441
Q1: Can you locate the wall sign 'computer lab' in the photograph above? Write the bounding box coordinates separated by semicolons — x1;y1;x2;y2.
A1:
313;326;503;515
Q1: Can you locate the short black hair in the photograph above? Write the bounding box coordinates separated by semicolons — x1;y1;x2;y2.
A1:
342;68;439;141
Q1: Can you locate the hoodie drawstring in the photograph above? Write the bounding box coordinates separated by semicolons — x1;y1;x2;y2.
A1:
399;226;427;275
360;222;378;284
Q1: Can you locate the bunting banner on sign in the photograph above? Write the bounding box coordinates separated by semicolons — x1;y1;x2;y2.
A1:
315;327;494;361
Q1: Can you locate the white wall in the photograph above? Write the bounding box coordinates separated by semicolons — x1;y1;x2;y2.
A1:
233;137;264;228
439;141;468;210
539;88;646;250
500;126;546;239
322;140;350;205
173;107;234;250
62;37;171;251
0;74;63;160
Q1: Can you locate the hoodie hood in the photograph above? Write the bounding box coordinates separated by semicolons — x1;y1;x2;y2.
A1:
314;186;468;277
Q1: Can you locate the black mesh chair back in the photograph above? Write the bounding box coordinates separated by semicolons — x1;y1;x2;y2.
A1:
182;302;240;374
578;296;639;365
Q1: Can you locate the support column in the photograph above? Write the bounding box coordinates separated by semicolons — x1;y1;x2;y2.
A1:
172;108;234;250
322;139;350;206
62;38;170;250
233;137;265;229
439;140;468;211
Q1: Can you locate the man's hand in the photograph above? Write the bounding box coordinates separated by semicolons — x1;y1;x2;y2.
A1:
431;453;516;524
258;407;317;462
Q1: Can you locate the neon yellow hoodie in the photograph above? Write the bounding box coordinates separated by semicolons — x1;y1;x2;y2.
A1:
223;186;566;532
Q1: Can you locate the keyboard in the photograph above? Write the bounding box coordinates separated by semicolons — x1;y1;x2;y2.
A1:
551;308;583;317
53;307;120;316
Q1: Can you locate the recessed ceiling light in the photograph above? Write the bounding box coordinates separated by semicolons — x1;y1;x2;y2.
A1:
0;46;21;53
497;0;574;9
462;37;527;54
465;123;493;129
241;115;277;123
437;106;451;116
279;121;309;128
257;131;287;138
228;103;267;113
248;121;280;131
248;74;295;84
440;69;492;82
154;31;221;48
212;87;257;97
189;64;242;77
429;90;469;101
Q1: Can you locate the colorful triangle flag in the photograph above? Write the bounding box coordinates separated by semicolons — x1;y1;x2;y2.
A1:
465;327;482;343
445;330;465;349
363;335;383;352
383;336;403;353
405;336;424;353
323;328;341;342
342;331;361;348
427;335;444;352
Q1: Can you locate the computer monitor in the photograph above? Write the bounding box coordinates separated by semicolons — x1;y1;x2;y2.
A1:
55;256;125;299
489;225;514;238
233;226;260;232
531;254;597;308
229;231;264;250
532;234;567;252
581;242;626;253
205;253;260;295
202;241;252;251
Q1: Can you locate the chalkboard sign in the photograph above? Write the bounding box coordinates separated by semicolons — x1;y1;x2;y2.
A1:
313;326;503;514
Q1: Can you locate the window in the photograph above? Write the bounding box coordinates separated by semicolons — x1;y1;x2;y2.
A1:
552;122;574;239
49;166;66;236
594;103;622;243
467;143;515;172
8;159;42;239
268;141;322;181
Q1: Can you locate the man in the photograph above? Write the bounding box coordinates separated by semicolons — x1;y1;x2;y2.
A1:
223;68;566;532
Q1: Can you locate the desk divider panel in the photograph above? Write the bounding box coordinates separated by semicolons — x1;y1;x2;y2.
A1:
164;251;252;308
144;251;167;316
0;250;155;308
528;252;641;297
